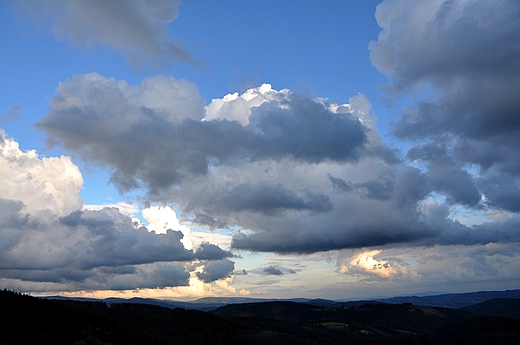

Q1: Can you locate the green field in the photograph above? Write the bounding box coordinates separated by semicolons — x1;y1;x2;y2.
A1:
320;322;347;329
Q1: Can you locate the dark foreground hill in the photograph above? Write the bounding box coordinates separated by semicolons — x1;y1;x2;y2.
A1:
2;289;520;345
460;298;520;319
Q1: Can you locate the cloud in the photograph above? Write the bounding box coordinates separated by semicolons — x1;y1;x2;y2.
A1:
477;168;520;213
0;105;23;124
370;0;520;212
0;204;195;291
194;243;233;261
205;83;285;126
84;202;139;217
370;0;520;87
105;263;190;290
413;243;520;289
331;243;520;295
0;131;235;292
229;163;434;253
204;182;333;216
328;173;395;201
0;129;83;216
37;73;368;197
0;204;234;291
338;249;412;279
407;143;481;207
11;0;196;68
35;72;520;256
263;266;284;276
1;262;191;292
142;205;193;250
196;259;235;283
1;206;192;270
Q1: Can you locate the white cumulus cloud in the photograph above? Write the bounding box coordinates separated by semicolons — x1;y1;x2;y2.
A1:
0;129;83;216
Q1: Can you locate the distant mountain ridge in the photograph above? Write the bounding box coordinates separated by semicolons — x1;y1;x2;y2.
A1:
373;289;520;309
46;295;318;311
45;289;520;311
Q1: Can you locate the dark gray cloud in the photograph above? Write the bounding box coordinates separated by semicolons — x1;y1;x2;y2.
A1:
230;162;519;253
0;205;232;291
407;144;481;207
205;182;333;216
36;73;368;196
368;0;520;224
477;170;520;213
328;173;395;201
11;0;197;68
433;214;520;247
194;243;233;261
106;263;190;290
263;266;284;276
57;208;194;269
196;259;235;283
0;214;31;258
254;265;297;276
231;216;433;254
371;0;520;89
370;0;520;213
1;263;190;291
355;175;394;201
190;213;228;230
327;174;354;192
247;96;367;164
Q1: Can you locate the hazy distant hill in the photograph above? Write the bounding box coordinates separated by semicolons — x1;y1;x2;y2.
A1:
374;289;520;309
47;289;520;312
47;295;316;311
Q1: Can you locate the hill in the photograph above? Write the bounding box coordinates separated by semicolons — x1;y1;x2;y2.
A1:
461;298;520;319
374;289;520;308
45;289;520;311
212;300;477;333
3;289;520;344
429;317;520;345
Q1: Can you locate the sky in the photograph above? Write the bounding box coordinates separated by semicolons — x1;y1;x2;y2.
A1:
1;0;520;301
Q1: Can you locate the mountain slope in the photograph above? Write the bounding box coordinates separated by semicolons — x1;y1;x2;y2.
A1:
212;300;477;333
460;298;520;319
430;316;520;345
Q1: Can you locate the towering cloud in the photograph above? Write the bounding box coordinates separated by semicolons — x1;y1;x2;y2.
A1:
34;74;520;256
0;129;83;216
37;74;368;197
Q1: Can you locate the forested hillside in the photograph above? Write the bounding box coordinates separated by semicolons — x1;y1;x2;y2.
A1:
2;289;519;344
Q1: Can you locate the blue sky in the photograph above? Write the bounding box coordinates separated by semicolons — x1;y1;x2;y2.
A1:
1;0;520;300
